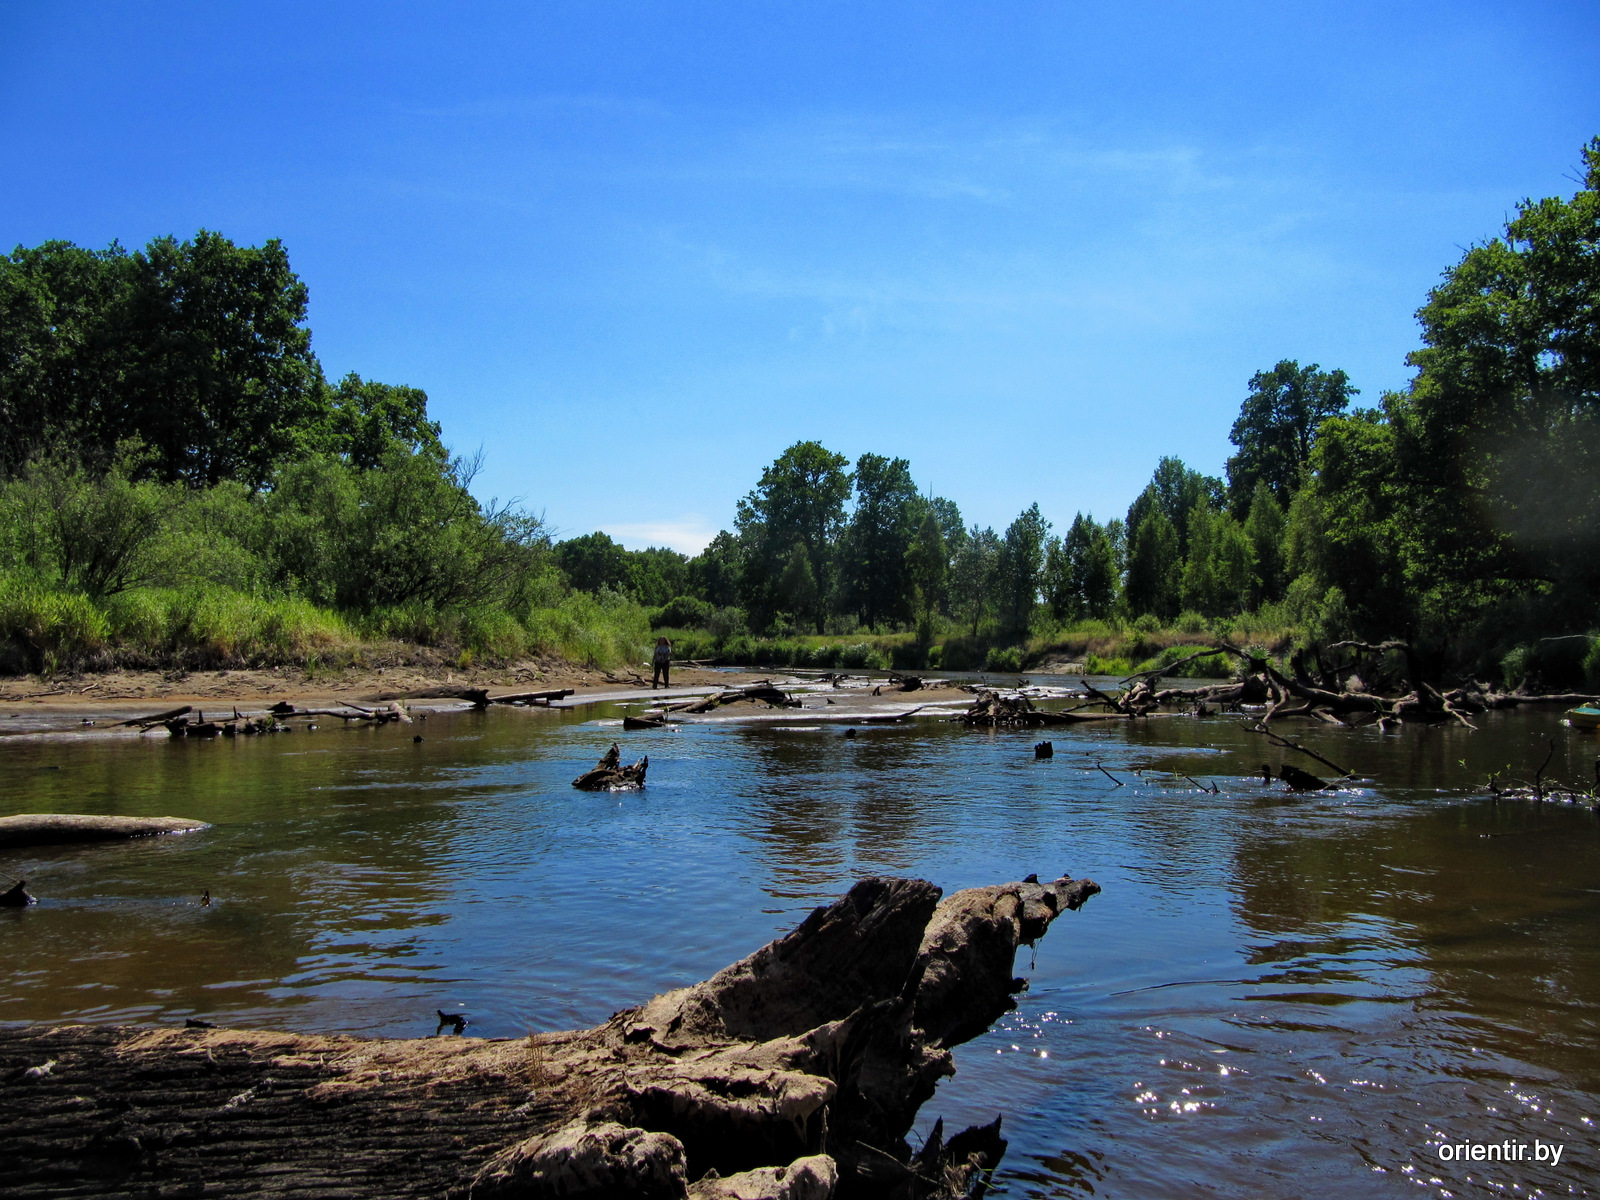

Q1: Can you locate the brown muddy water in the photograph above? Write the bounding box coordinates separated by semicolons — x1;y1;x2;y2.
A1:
2;682;1598;1197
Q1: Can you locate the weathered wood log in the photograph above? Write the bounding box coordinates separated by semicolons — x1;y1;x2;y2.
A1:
0;872;1098;1200
112;705;193;728
572;743;649;790
0;813;210;849
683;684;801;714
365;686;495;707
489;688;576;706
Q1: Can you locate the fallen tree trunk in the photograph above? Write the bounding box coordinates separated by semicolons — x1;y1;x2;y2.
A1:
0;872;1098;1200
0;813;209;849
682;684;801;713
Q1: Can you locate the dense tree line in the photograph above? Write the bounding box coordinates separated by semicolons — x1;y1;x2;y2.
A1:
606;138;1600;683
3;137;1596;680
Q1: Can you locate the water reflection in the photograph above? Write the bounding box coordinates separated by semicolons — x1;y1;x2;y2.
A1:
3;704;1597;1195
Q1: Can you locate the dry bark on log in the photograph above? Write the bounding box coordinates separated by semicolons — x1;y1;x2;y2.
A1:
0;872;1098;1200
0;813;210;849
683;685;802;714
572;743;649;790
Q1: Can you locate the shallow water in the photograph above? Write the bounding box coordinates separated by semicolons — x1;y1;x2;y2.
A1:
3;687;1598;1197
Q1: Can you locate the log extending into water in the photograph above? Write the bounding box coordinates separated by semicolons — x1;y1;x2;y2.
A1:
0;813;209;849
0;872;1098;1200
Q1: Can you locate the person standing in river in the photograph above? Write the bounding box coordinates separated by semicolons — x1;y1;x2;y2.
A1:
652;636;673;689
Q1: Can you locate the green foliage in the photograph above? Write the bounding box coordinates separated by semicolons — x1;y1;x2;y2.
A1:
0;232;323;487
652;595;715;630
1125;508;1180;619
627;546;690;607
776;541;822;632
996;503;1049;636
688;532;742;608
1226;360;1357;510
320;373;445;469
736;440;851;629
0;450;177;596
1243;482;1287;604
840;453;918;627
950;525;1001;637
1385;137;1600;632
555;532;631;594
904;507;948;625
984;645;1024;673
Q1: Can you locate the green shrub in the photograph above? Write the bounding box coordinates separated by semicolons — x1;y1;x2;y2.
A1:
984;645;1023;673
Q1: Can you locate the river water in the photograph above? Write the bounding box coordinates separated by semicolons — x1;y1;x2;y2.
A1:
3;683;1598;1197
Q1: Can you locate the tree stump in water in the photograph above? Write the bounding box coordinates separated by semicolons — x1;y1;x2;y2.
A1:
0;873;1098;1199
572;743;649;790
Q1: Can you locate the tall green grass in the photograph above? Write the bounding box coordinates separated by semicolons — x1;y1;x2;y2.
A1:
0;574;657;674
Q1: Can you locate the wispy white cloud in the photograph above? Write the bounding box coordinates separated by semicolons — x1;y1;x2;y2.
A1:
606;518;719;555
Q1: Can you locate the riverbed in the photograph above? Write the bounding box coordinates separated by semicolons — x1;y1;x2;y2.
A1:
2;685;1597;1197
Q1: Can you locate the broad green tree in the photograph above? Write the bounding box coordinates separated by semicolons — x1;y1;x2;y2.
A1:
1226;360;1357;511
840;453;918;628
735;441;851;631
1388;136;1600;627
556;532;632;594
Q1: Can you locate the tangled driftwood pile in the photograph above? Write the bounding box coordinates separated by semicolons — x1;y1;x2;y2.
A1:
957;689;1121;728
997;640;1600;733
0;872;1098;1199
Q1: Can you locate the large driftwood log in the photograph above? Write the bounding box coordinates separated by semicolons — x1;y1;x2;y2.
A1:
0;873;1098;1200
0;813;209;849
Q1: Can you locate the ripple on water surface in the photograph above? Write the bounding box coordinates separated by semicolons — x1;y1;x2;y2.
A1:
3;702;1598;1197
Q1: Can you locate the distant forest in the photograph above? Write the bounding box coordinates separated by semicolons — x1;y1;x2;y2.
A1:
1;137;1596;685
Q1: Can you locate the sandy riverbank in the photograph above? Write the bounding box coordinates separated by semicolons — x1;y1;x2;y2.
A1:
0;662;975;727
0;660;770;711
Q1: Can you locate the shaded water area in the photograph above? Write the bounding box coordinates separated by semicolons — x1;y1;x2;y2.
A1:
3;682;1599;1197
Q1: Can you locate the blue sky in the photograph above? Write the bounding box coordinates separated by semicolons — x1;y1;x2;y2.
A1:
3;1;1597;552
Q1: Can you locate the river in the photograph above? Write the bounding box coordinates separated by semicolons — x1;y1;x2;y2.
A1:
2;682;1597;1197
